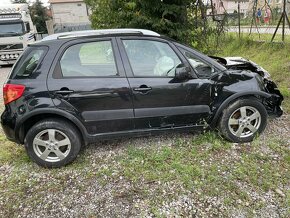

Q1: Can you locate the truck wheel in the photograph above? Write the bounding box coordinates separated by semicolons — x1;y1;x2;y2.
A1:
218;98;268;143
24;118;82;168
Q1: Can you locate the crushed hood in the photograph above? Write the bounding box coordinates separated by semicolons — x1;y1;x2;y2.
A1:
209;56;270;78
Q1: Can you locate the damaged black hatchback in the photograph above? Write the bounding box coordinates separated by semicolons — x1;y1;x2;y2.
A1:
1;29;283;167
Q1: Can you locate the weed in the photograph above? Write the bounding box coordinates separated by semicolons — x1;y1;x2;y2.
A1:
215;35;290;112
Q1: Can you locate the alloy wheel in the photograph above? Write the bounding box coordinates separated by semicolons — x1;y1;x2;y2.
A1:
33;129;71;162
228;106;261;138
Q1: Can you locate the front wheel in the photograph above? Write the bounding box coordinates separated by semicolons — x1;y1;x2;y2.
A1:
25;118;82;168
218;98;268;142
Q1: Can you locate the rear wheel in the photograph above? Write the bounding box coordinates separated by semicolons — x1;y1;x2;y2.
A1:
25;118;82;168
218;98;268;142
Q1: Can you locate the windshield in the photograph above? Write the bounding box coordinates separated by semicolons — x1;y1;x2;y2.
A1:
0;22;24;36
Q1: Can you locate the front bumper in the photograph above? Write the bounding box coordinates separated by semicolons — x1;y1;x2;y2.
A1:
0;50;22;65
264;79;284;117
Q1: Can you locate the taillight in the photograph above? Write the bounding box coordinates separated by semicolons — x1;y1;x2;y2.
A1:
3;84;25;105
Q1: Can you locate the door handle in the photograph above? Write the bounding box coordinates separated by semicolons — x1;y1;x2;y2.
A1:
134;86;152;93
55;90;74;95
55;88;74;95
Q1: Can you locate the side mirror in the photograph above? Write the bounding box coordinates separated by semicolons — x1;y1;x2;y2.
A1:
175;65;191;79
25;22;31;33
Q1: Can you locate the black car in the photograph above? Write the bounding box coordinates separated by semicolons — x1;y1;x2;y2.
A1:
1;29;283;167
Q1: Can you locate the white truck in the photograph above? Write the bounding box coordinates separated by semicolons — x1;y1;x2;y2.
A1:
0;4;36;66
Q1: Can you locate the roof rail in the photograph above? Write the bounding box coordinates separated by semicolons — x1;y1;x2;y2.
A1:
42;29;160;41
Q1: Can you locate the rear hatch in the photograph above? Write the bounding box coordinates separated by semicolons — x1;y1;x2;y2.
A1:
3;45;48;105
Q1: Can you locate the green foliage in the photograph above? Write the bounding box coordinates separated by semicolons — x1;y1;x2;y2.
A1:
85;0;215;48
29;0;48;33
216;34;290;112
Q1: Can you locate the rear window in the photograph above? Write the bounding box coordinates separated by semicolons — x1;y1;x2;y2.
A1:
10;46;47;79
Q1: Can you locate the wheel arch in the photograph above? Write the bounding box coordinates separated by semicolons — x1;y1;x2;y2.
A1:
16;109;88;145
209;91;271;128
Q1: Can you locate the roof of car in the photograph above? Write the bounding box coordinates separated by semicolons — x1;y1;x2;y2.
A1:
41;29;160;41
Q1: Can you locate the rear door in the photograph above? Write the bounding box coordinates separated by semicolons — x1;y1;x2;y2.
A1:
47;38;134;135
117;37;213;130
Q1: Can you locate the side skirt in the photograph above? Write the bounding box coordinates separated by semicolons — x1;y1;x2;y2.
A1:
86;124;207;143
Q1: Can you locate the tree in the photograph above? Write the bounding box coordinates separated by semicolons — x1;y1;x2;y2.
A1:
29;0;48;33
85;0;225;52
85;0;192;43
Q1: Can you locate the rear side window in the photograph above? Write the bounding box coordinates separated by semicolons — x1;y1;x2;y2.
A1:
10;46;47;79
59;40;118;77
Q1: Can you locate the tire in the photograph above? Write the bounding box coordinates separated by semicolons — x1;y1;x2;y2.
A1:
218;98;268;143
24;118;82;168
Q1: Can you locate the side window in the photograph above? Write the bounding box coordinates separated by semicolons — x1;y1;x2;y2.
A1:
122;40;182;77
181;49;215;78
60;41;118;77
11;47;47;78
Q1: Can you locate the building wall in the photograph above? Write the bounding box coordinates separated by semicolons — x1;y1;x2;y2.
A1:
209;0;288;18
248;0;285;12
267;0;283;11
247;0;286;18
211;0;250;14
51;2;90;25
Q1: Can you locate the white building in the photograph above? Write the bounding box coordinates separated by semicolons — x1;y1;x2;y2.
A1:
48;0;91;27
211;0;250;15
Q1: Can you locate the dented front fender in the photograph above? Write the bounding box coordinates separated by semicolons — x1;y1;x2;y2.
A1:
208;70;283;128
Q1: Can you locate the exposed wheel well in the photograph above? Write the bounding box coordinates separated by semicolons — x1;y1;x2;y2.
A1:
210;94;265;129
19;114;85;145
227;95;262;107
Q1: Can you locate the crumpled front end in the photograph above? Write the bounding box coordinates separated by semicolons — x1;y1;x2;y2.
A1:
263;79;283;117
209;56;271;78
210;55;284;117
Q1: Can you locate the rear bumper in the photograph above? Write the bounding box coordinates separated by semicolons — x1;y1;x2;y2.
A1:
1;109;21;144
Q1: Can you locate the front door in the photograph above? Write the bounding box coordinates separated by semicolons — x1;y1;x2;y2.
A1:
117;37;212;130
47;38;134;135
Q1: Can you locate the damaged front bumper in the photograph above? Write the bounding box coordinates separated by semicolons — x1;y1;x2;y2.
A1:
263;79;283;117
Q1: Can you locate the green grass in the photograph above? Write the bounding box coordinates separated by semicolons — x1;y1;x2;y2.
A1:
0;135;30;165
227;32;290;43
96;132;289;214
215;34;290;112
0;129;289;216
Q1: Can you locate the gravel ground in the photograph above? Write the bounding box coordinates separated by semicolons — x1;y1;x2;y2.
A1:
0;66;9;134
0;66;9;100
0;66;289;217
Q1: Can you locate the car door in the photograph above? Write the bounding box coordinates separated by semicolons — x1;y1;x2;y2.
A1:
117;37;213;130
47;38;134;135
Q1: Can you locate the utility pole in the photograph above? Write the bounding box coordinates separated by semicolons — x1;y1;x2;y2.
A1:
271;0;290;42
238;0;241;38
